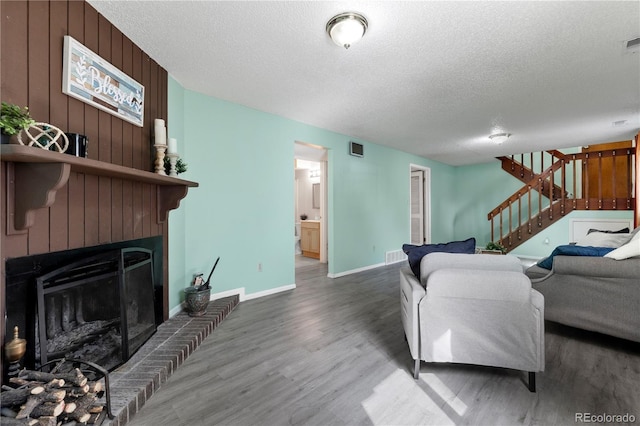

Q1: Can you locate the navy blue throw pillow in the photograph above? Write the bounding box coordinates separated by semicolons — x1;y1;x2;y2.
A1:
536;244;615;270
402;237;476;278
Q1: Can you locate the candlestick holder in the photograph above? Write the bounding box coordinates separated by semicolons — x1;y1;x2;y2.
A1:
154;144;167;175
167;153;179;177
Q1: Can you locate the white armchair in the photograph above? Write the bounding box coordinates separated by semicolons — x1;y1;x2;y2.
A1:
400;252;544;391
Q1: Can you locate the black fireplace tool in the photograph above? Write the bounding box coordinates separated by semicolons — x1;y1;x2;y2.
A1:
199;257;220;290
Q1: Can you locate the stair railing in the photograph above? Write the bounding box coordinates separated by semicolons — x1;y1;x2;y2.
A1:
489;147;635;248
501;150;571;200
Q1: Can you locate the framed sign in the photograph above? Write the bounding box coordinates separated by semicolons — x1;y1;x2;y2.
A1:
62;35;145;127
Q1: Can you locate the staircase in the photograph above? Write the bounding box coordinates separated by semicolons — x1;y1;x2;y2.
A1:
489;142;637;251
497;150;568;200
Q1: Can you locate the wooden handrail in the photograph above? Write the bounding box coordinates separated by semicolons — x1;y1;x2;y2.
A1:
489;146;636;250
488;157;564;219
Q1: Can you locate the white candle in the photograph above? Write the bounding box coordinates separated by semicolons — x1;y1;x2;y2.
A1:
155;125;166;146
168;138;177;154
154;118;165;129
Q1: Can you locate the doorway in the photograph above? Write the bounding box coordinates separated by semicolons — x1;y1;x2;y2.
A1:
294;142;328;269
410;165;431;245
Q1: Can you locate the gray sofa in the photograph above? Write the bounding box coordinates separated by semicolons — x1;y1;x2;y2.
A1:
525;256;640;343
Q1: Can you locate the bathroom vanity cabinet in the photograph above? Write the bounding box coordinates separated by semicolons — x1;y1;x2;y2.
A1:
300;220;320;259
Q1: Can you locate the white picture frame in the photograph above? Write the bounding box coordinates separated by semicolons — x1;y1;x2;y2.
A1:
62;35;145;127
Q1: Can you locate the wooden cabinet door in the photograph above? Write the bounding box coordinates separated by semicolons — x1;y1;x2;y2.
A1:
301;228;311;252
300;222;320;259
309;227;320;253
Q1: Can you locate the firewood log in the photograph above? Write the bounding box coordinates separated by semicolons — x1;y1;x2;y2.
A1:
18;368;87;387
8;378;31;386
66;393;95;423
0;417;34;425
34;416;57;426
15;390;66;419
28;400;65;418
63;401;77;413
87;412;103;424
86;381;102;394
88;404;104;414
63;385;89;397
1;386;45;407
67;410;91;424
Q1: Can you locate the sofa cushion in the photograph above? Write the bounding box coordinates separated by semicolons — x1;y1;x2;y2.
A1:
537;245;614;270
588;227;629;234
402;238;476;278
604;232;640;260
576;231;631;248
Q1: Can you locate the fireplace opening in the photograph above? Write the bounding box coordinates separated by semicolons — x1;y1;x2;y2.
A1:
36;248;156;371
4;236;163;380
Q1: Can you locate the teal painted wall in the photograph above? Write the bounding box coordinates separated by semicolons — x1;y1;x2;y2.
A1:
452;160;523;246
166;77;633;313
167;78;188;311
166;77;455;311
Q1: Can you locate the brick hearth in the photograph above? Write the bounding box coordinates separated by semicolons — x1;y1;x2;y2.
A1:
105;295;239;426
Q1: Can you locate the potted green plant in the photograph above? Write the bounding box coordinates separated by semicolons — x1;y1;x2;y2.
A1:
485;241;507;254
163;156;188;175
1;102;36;144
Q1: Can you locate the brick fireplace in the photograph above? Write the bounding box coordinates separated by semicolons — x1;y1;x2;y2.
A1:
0;0;193;381
4;237;164;380
0;3;236;424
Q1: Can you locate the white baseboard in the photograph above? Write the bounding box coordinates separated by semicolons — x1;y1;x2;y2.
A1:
328;262;386;278
244;283;296;301
169;284;295;318
169;304;183;318
211;288;246;302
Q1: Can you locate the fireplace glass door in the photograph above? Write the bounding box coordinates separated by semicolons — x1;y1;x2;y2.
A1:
35;248;156;371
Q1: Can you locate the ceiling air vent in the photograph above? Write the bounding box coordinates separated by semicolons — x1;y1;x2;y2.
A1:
625;37;640;53
349;141;364;157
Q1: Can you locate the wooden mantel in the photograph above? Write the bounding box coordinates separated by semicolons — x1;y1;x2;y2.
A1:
1;145;198;234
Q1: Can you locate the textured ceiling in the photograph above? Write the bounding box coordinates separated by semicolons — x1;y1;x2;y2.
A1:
88;1;640;165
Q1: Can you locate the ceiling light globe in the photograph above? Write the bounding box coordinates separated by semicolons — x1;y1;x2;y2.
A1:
326;13;368;49
488;132;511;144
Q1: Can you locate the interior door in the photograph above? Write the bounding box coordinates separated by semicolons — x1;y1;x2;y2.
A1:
411;170;424;245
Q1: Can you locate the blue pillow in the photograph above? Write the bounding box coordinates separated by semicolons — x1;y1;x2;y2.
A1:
536;245;615;270
402;237;476;278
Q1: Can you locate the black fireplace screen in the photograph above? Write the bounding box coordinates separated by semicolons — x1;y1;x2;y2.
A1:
35;248;156;371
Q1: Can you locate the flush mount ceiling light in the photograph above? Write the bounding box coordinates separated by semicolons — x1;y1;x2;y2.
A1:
326;12;368;49
488;132;511;144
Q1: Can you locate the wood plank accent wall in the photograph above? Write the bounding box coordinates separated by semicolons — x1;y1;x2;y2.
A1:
0;1;170;356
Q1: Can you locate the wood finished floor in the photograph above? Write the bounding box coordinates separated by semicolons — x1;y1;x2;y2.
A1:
128;262;640;426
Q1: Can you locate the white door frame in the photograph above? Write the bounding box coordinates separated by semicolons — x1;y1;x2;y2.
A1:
319;158;328;263
409;164;431;244
294;142;329;263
